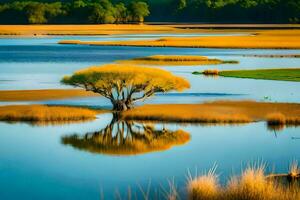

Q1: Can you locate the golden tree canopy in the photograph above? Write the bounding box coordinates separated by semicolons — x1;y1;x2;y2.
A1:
62;64;190;110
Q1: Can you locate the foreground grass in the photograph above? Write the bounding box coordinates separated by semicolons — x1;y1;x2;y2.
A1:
188;164;300;200
0;89;97;101
59;30;300;49
117;55;238;66
218;68;300;82
121;100;300;125
0;105;97;123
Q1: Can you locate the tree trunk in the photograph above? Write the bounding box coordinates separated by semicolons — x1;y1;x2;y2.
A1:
112;100;132;111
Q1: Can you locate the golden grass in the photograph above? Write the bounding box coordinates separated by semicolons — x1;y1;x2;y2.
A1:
188;164;300;200
0;105;97;123
59;30;300;49
266;112;300;126
187;165;219;200
0;24;177;36
121;100;300;124
117;55;236;66
0;89;98;101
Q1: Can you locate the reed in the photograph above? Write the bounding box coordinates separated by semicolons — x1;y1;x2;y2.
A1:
188;164;300;200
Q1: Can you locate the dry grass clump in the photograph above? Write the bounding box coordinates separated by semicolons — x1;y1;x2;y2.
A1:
187;165;220;200
59;30;300;49
188;164;300;200
0;105;97;122
0;89;97;101
203;69;219;76
266;112;300;126
117;55;235;66
121;101;300;124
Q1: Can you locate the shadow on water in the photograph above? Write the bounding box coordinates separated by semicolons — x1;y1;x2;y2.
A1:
61;118;191;156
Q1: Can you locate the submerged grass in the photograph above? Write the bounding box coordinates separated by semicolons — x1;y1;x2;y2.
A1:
59;30;300;49
121;100;300;125
0;105;97;123
218;68;300;82
117;55;238;66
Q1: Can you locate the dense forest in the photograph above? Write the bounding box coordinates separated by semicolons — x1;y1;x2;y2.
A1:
0;0;299;24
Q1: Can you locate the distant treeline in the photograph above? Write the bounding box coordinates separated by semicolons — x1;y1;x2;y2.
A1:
0;0;299;24
0;0;149;24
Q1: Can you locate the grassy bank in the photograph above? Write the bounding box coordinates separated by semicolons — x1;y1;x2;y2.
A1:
0;105;97;123
218;68;300;82
188;164;300;200
0;24;178;36
59;30;300;49
121;101;300;125
117;55;238;66
0;89;97;101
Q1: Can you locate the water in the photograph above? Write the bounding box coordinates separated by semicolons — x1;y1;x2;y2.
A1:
0;34;300;199
0;114;299;199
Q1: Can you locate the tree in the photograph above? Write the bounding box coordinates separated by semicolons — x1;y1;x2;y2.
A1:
129;1;150;23
26;2;47;24
114;2;127;23
61;64;190;111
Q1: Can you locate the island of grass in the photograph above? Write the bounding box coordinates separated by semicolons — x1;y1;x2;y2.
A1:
0;105;99;124
121;100;300;126
59;30;300;49
218;68;300;82
193;68;300;82
117;55;238;66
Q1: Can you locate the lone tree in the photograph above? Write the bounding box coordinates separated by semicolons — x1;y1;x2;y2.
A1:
61;64;190;111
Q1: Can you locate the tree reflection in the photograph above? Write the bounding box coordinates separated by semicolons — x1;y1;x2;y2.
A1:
61;120;190;156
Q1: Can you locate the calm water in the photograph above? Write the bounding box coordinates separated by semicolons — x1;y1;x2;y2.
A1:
0;34;300;199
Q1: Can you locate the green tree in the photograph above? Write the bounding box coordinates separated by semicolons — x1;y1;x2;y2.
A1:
114;2;127;23
129;1;150;23
61;64;190;111
26;2;47;24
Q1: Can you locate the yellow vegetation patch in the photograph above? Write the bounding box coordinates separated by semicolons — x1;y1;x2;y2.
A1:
188;164;300;200
0;89;98;101
117;55;233;66
59;30;300;49
0;24;176;36
121;100;300;124
0;105;97;123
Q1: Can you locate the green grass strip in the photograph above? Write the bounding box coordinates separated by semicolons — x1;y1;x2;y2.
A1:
219;68;300;82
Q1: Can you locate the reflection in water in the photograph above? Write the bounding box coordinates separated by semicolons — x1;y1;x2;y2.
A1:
61;120;190;155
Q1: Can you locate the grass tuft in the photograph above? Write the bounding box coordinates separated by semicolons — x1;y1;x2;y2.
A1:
188;163;300;200
187;165;219;200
